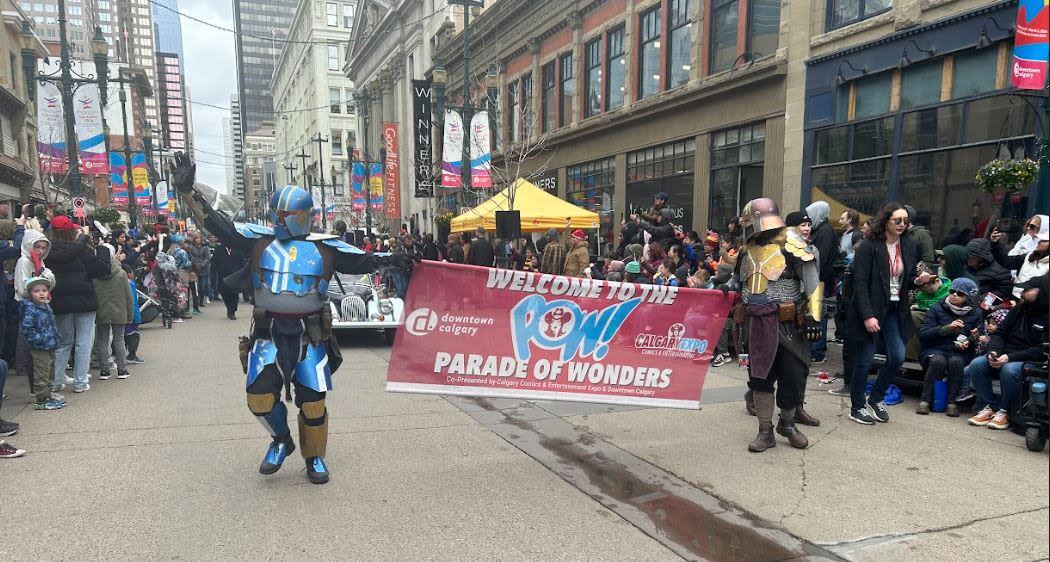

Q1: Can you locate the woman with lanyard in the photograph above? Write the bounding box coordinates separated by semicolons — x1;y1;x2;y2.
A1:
845;202;919;425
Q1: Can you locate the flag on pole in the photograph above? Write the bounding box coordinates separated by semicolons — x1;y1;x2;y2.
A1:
441;109;463;189
469;111;492;189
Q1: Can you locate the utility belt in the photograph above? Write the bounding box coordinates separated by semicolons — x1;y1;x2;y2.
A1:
250;307;334;345
776;302;806;327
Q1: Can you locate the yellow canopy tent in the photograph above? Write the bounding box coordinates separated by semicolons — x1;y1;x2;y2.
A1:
811;185;872;229
450;178;600;233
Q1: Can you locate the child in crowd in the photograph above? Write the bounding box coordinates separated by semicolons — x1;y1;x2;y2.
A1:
520;248;538;272
962;308;1009;402
21;277;64;410
915;278;984;416
687;269;713;289
124;265;144;364
14;230;56;394
654;258;681;286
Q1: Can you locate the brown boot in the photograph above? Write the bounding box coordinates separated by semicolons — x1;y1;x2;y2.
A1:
794;405;821;426
748;421;776;452
744;389;756;416
776;418;810;449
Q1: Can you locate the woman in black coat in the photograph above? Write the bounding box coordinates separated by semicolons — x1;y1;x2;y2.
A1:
210;242;247;320
846;202;919;425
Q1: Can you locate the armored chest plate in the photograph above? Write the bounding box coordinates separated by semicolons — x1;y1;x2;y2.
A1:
257;239;328;296
741;243;787;295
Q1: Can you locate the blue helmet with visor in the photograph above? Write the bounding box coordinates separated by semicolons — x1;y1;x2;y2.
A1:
269;185;315;239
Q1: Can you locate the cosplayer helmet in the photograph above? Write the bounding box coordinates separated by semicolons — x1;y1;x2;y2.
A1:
738;197;786;240
269;185;315;239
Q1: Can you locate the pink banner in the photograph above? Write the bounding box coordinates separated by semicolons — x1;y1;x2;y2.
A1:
386;262;734;409
1012;0;1049;90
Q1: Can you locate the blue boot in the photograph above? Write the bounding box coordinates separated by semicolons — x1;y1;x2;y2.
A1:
259;437;295;475
306;456;329;484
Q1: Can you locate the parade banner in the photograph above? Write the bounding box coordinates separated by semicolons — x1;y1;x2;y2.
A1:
37;81;67;174
110;152;128;205
131;152;151;204
441;109;463;189
369;163;383;211
411;79;434;198
1012;0;1049;89
74;83;108;174
351;161;366;211
156;180;169;213
382;123;400;219
387;262;735;409
469;111;492;189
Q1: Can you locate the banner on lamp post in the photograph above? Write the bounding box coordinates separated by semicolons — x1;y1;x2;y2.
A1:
383;123;400;219
74;83;108;174
110;152;128;205
351;161;366;211
411;79;434;198
441;109;463;189
37;81;67;174
386;262;735;409
469;111;492;189
1012;0;1049;90
369;162;384;212
131;152;151;204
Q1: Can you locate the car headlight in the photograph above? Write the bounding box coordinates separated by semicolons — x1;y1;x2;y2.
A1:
378;299;394;315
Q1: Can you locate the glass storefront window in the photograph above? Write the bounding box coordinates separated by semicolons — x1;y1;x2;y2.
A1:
853;72;892;119
811;159;891;217
900;60;942;109
963;94;1035;144
952;48;998;99
851;117;895;159
901;104;961;152
567;158;616;255
627;140;696;230
710;122;765;233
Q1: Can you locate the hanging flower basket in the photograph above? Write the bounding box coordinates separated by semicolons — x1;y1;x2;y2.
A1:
975;158;1039;195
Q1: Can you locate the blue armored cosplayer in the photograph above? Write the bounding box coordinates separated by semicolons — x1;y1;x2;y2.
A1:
173;162;413;485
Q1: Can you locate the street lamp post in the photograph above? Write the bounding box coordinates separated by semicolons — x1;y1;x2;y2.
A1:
20;16;110;198
356;90;374;238
430;0;500;210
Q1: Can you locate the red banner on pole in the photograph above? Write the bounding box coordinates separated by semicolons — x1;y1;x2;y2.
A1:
386;262;734;409
383;123;400;219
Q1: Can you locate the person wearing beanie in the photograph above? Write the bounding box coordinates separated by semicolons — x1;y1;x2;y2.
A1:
20;276;64;411
624;260;651;284
915;277;983;416
563;229;590;278
784;211;812;241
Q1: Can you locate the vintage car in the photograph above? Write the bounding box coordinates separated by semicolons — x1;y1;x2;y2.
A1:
326;269;404;343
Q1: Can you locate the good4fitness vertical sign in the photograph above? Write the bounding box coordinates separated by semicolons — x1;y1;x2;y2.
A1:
386;262;735;409
383;123;400;219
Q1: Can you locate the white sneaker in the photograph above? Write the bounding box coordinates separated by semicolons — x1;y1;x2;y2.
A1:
63;375;74;385
711;354;730;368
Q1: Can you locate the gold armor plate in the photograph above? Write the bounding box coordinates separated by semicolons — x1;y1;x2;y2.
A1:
785;227;816;261
741;243;787;294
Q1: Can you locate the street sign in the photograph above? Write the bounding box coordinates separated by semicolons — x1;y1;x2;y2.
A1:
72;197;86;220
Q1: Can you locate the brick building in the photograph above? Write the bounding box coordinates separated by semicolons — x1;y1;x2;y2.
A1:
436;0;796;250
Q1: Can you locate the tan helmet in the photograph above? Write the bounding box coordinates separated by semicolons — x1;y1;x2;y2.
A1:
739;198;786;240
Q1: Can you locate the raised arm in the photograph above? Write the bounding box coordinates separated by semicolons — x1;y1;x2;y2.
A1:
170;153;254;254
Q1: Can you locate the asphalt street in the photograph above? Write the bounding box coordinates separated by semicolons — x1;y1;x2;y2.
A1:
1;306;1046;561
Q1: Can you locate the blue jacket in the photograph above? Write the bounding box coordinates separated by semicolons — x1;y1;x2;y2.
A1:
918;301;983;357
20;301;59;351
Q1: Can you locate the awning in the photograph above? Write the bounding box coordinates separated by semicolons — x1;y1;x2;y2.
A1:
450;178;600;233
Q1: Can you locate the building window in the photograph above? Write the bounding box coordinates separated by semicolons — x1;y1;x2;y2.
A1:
332;130;343;155
508;80;519;142
853;72;892;119
326;2;338;26
541;62;556;132
343;4;355;28
749;0;780;59
638;7;661;99
708;0;738;73
606;27;626;109
330;87;341;113
567;157;616;254
559;52;575;126
827;0;890;30
346;90;355;114
710;123;765;233
584;38;601;117
627;139;696;230
328;45;340;70
900;61;942;110
668;0;692;88
952;48;999;99
521;73;533;138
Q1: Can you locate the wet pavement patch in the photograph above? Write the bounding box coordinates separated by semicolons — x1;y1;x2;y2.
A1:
449;397;842;562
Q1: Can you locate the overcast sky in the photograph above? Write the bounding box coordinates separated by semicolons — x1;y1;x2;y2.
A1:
180;0;237;193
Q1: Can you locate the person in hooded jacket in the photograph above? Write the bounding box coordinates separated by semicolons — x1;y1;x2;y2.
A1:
992;228;1049;299
1007;214;1048;256
904;205;936;272
966;274;1050;431
13;229;56;395
92;246;134;381
916;277;984;416
964;238;1014;303
46;216;111;393
805;201;837;364
938;244;972;281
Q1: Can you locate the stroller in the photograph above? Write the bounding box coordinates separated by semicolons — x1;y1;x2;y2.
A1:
146;252;181;329
1020;343;1049;452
